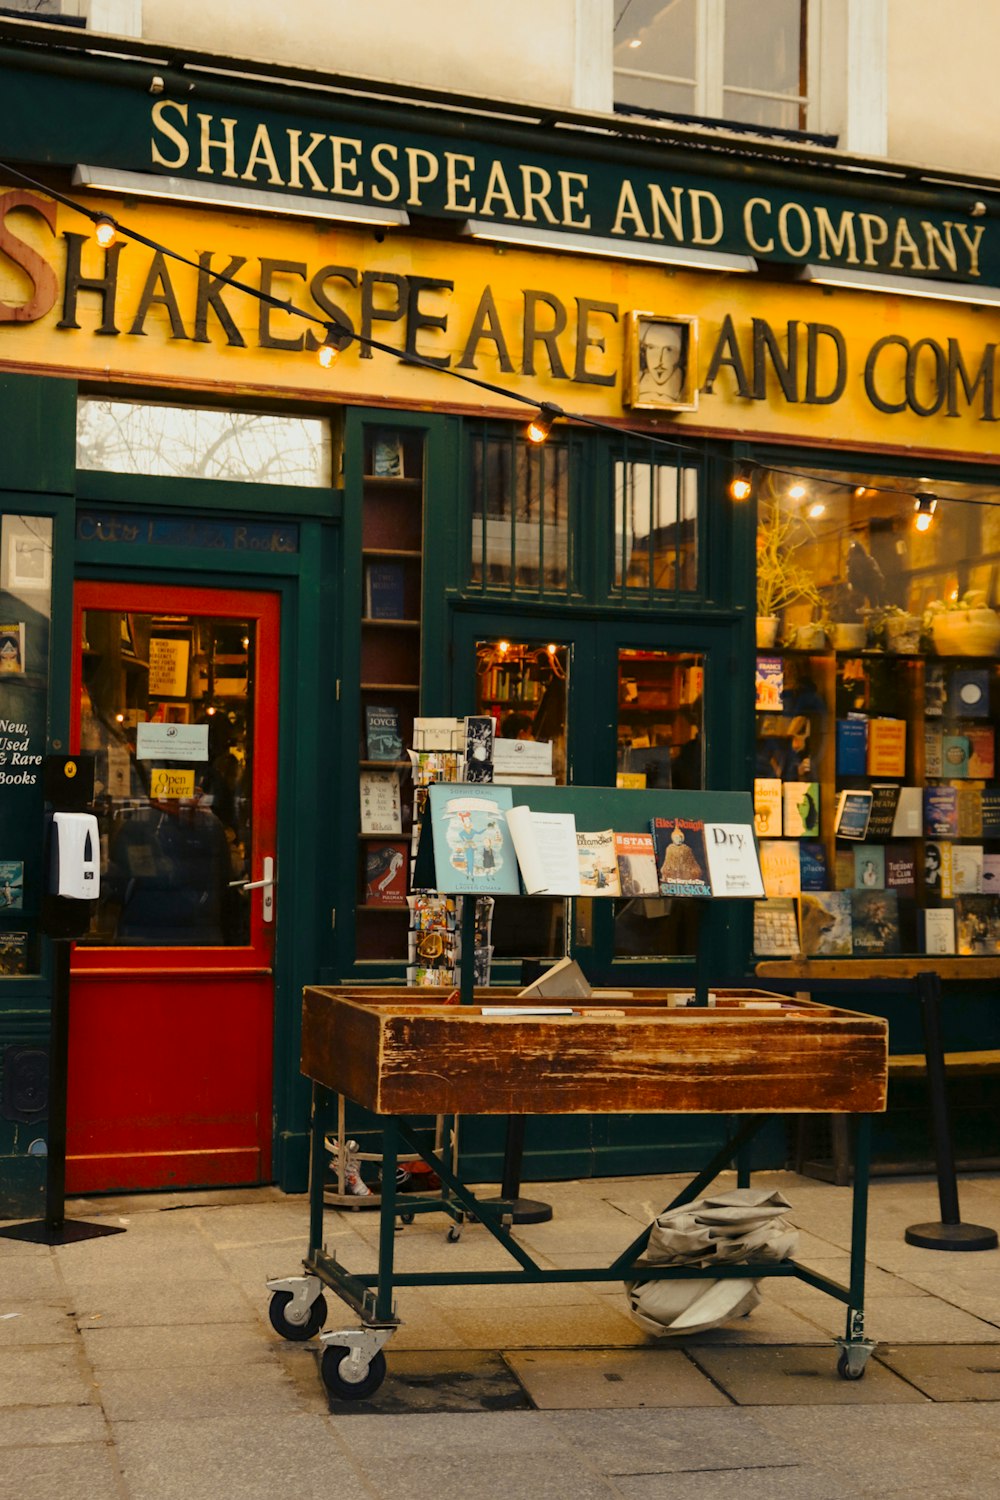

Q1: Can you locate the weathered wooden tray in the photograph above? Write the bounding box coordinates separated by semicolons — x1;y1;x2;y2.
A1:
301;986;888;1117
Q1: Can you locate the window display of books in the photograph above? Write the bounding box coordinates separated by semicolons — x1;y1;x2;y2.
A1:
754;647;1000;959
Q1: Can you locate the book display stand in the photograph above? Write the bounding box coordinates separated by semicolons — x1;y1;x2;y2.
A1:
270;787;890;1402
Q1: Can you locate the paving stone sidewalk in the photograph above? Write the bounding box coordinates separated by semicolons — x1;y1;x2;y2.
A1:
3;1169;1000;1499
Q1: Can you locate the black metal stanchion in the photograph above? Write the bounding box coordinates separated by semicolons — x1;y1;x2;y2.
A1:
1;756;125;1247
904;970;997;1252
481;959;552;1224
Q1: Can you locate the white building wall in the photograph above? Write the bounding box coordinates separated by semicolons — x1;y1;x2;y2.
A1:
138;0;602;111
886;0;1000;177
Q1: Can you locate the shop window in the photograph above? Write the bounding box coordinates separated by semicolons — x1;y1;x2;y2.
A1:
0;515;53;978
1;1;84;20
468;426;572;597
614;0;810;133
77;398;333;486
612;457;700;597
615;647;705;958
753;467;1000;962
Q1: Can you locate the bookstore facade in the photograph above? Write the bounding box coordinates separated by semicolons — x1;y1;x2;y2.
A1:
3;38;1000;1206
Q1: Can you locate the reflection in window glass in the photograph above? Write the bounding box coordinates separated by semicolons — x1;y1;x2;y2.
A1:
614;648;705;959
77;399;331;486
614;0;697;115
470;428;570;595
614;460;699;594
0;515;53;978
723;0;806;130
79;610;255;947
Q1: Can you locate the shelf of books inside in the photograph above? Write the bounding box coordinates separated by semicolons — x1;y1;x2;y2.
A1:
617;650;704;792
753;648;1000;965
356;425;425;965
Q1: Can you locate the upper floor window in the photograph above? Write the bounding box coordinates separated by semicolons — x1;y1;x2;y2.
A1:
0;1;86;21
614;0;809;134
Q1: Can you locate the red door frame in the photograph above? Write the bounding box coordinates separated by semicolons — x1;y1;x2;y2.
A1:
66;581;280;1191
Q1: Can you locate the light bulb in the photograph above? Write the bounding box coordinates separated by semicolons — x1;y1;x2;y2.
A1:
94;217;117;249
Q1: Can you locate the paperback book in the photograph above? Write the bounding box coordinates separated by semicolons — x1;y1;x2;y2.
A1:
924;786;960;839
364;705;404;761
703;823;765;898
576;829;621;896
754;656;784;711
753;897;801;957
982;788;1000;838
885;844;917;899
955;894;1000;955
428;783;520;895
891;787;923;838
364;841;409;905
360;770;402;834
650;817;712;897
753;777;782;837
365;562;406;619
615;832;659;897
0;861;24;911
835;716;868;775
941;734;971;778
759;839;801;898
968;725;995;778
0;622;25;674
924;841;953;901
850;888;901;956
983;852;1000;892
957;786;983;838
834;789;872;840
867;784;901;840
923;907;956;955
507;808;581;895
949;668;990;718
952;843;984;896
924;724;944;778
799;840;829;891
0;931;28;975
854;845;885;889
782;781;819;838
866;718;906;777
798;891;853;956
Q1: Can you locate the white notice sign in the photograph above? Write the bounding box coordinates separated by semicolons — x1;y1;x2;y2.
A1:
136;722;210;762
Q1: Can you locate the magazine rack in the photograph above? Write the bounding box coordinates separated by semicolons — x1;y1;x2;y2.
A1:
269;787;889;1402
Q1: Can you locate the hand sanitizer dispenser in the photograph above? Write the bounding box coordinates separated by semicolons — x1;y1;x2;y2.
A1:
49;812;101;900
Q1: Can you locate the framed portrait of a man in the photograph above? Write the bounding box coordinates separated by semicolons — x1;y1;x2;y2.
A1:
625;312;699;412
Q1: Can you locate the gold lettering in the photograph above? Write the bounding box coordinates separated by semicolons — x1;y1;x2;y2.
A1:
197;114;238;178
445;152;478;213
955;222;985;277
743;197;774;254
889;217;925;271
479;160;518;219
150;100;190;170
611;179;648;238
921;221;958;273
814;207;859;264
689;189;723;246
405;147;440;207
241;123;284;186
648;184;685;242
558;170;590;229
777;202;812;258
859;213;889;267
331;137;365;198
287;130;328;192
519;165;559;225
456;285;514;371
370;143;400;202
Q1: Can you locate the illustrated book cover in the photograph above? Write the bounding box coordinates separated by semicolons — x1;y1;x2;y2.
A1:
955;895;1000;955
360;770;402;834
576;829;621;896
753;777;782;838
948;668;990;718
754;656;784;711
798;891;853;956
364;841;409;905
952;844;984;897
924;786;960;839
854;845;885;890
850;888;901;955
834;789;872;840
0;860;24;911
0;622;25;674
753;897;801;957
759;839;801;898
799;840;829;891
782;781;819;838
364;705;404;761
650;816;712;897
923;907;956;955
428;783;519;895
615;831;659;897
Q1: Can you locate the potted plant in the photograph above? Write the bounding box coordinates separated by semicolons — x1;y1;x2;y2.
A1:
923;590;1000;656
755;503;823;649
822;580;868;651
869;604;922;654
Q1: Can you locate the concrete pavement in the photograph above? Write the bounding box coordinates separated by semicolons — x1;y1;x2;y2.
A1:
4;1168;1000;1498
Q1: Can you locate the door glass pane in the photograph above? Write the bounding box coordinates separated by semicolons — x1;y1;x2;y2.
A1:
615;648;705;957
79;610;254;946
474;636;570;959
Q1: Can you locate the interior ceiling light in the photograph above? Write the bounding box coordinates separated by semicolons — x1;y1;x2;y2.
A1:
462;220;756;272
788;482;807;501
526;403;562;444
72;165;410;228
807;501;826;519
797;263;1000;307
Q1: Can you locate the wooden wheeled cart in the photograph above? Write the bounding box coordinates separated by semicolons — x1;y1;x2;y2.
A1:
268;984;888;1400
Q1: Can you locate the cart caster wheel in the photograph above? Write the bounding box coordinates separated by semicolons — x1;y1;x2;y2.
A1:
447;1225;462;1243
320;1344;387;1400
837;1352;866;1381
268;1289;328;1342
400;1211;415;1225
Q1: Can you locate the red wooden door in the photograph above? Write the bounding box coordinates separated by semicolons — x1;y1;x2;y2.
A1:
67;582;280;1192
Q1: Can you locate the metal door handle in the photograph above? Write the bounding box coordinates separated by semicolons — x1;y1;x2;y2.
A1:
229;856;275;923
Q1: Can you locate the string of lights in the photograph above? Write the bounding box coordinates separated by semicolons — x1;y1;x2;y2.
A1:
3;155;997;530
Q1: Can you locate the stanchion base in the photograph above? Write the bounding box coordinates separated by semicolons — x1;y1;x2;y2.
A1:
0;1219;126;1245
904;1220;998;1252
482;1196;553;1225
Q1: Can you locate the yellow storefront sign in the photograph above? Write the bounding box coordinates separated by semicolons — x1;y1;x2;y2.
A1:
2;184;999;458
